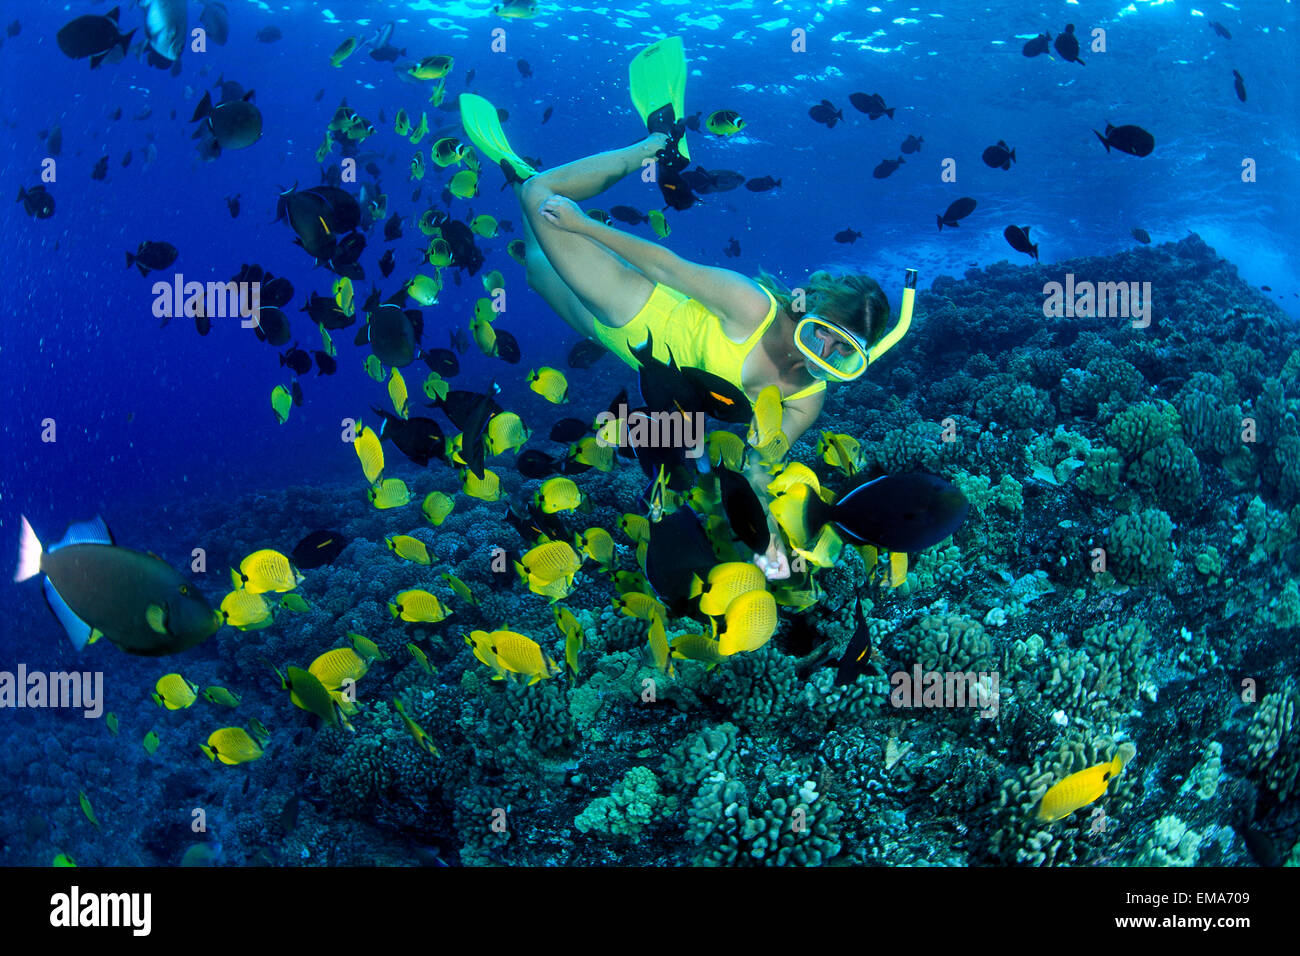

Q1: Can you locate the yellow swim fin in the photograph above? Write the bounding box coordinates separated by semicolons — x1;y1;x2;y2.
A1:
458;93;536;183
629;36;690;164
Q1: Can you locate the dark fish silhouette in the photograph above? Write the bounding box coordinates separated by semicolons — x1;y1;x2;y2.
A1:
1022;31;1051;57
1003;225;1038;261
1054;23;1085;65
981;140;1015;170
937;197;976;230
1093;123;1154;157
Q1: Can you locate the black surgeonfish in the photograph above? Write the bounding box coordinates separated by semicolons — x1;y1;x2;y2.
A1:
1093;123;1154;157
834;598;881;686
423;348;459;377
301;292;353;329
15;515;221;656
567;339;608;369
291;531;348;569
125;240;177;276
431;387;503;432
937;197;977;230
806;473;969;553
630;331;752;424
644;506;717;617
1021;31;1051;57
254;307;291;346
717;465;769;553
1003;224;1038;260
367;303;419;367
191;90;262;157
372;407;446;466
56;7;134;68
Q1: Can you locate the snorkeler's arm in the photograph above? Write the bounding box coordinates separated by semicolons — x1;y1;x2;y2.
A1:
573;219;770;331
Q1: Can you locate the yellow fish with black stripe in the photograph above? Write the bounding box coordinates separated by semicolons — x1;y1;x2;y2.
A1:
236;549;303;594
152;673;198;710
353;424;385;484
1036;745;1136;822
385;534;432;565
527;367;568;404
393;698;440;757
534;476;587;514
422;490;455;525
201;727;264;765
368;477;411;510
389;589;450;623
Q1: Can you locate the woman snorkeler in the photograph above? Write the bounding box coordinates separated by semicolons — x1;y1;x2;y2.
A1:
459;38;914;580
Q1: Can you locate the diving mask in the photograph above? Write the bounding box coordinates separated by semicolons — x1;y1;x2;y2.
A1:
792;268;918;382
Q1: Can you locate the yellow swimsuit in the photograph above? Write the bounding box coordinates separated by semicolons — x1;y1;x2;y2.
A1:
590;283;827;403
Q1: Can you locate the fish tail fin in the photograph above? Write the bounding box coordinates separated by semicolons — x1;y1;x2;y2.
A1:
1077;57;1086;66
16;187;26;202
885;108;895;119
191;91;213;124
1009;148;1016;162
15;515;42;582
1093;130;1110;152
117;28;134;59
1032;244;1039;261
936;215;943;231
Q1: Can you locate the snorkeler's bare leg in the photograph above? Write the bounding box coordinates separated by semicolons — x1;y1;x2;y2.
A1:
518;140;672;327
533;135;665;201
516;201;603;338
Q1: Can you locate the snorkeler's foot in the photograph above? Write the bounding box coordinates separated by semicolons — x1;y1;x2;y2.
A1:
645;104;688;172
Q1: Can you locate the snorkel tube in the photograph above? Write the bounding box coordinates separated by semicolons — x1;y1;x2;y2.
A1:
867;268;917;365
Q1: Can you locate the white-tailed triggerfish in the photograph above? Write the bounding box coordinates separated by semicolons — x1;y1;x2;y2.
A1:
15;515;221;656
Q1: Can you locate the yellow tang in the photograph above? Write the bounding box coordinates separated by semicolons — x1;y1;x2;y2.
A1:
238;549;302;594
394;108;411;136
485;630;561;685
354;423;385;484
393;698;440;756
364;354;386;382
350;632;389;662
388;368;410;419
389;589;449;623
408;272;441;306
646;611;674;675
486;412;531;456
527;367;568;404
408;111;429;145
792;525;845;571
142;730;161;754
368;477;411;510
517;540;582;585
448;169;478;199
202;686;242;708
469;214;498;238
507;238;526;265
470;314;497;357
707;430;747;471
619;513;650;545
692;562;768;617
614;591;664;621
576;527;615;568
481;270;505;294
750;385;785;449
569;436;614;472
1037;746;1135;822
423;371;449;402
333;276;354;317
271;385;292;425
648;209;670;238
817;432;861;476
407;642;436;675
671;632;727;669
422;490;455;525
534;476;584;514
407;55;454;80
329;36;357;67
426;238;453;267
152;673;198;710
201;727;264;765
718;589;777;656
460;467;500;502
441;572;477;605
220;589;271;629
410;151;425;181
308;647;369;691
385;534;432;565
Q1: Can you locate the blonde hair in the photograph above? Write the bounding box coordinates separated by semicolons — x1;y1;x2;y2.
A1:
756;270;891;345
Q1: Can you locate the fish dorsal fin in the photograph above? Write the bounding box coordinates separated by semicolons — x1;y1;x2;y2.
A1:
51;515;114;552
145;604;169;635
108;7;121;23
42;578;93;650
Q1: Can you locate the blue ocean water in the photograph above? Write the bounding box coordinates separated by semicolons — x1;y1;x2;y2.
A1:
0;0;1296;868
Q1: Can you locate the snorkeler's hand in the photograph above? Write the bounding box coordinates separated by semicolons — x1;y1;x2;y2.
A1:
754;536;791;581
538;194;589;233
